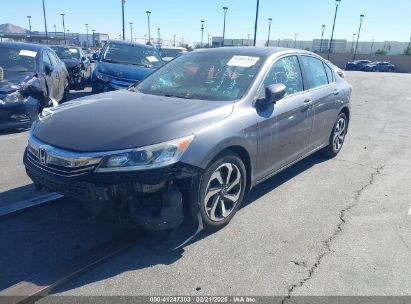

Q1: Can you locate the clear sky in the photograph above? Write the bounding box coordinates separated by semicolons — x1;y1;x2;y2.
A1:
1;0;410;43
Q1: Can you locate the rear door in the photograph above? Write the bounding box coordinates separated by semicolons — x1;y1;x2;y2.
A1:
299;55;339;150
256;55;314;178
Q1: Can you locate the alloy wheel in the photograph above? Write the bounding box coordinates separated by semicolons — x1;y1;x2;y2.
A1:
204;163;242;222
333;117;346;152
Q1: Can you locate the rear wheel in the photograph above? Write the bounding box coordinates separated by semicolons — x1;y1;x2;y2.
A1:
321;113;348;158
191;152;247;231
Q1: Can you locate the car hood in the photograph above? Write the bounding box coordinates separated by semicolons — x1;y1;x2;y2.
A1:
0;71;34;94
62;59;81;69
33;90;233;152
97;61;156;81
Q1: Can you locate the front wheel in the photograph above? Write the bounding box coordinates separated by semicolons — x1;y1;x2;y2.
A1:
321;113;348;157
191;153;247;231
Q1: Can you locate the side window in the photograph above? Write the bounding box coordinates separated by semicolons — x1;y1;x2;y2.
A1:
47;50;58;67
263;56;304;96
300;56;329;89
324;63;334;83
42;51;52;67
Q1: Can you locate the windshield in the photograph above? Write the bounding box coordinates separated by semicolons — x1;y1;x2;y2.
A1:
50;47;80;60
101;43;163;69
161;49;183;58
134;52;263;101
0;46;37;72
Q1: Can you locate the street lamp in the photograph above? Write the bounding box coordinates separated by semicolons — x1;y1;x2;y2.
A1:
222;7;228;47
92;29;95;47
200;20;205;48
27;16;32;42
173;34;176;47
42;0;48;43
328;0;342;59
253;0;259;46
121;0;126;40
294;34;298;48
157;28;161;45
85;23;89;47
353;14;365;60
60;14;66;44
266;18;272;47
66;29;70;44
319;25;326;52
145;11;152;45
208;34;211;47
350;33;356;53
144;34;147;43
370;38;375;55
129;22;133;42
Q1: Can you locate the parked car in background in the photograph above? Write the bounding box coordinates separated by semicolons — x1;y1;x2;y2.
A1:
91;40;163;93
159;46;188;62
50;46;92;90
363;61;395;72
0;42;68;130
345;60;372;71
24;47;351;231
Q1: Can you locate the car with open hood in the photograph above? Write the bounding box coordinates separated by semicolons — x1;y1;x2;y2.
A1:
91;40;163;93
24;47;351;231
50;46;92;90
0;42;68;130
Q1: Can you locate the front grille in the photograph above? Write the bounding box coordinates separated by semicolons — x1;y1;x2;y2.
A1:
26;149;96;178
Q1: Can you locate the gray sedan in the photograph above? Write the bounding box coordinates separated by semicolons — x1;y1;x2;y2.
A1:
23;47;352;231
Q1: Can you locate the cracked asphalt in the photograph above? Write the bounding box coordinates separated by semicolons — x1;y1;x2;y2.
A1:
0;72;410;299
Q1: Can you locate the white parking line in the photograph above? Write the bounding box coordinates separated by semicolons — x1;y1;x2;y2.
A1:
0;192;63;217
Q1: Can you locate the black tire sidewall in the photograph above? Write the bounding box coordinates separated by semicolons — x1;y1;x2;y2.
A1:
192;152;247;230
331;113;348;155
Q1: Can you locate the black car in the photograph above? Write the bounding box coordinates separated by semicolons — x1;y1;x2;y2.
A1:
92;40;163;93
363;61;395;72
0;42;69;130
50;46;92;90
345;60;372;71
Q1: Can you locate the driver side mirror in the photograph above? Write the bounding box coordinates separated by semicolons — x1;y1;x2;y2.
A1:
44;64;52;75
265;83;287;104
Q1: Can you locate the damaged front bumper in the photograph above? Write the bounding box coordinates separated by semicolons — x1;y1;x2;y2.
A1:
23;146;201;230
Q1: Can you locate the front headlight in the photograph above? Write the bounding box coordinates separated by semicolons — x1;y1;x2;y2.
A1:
95;135;194;172
95;71;111;82
0;91;25;105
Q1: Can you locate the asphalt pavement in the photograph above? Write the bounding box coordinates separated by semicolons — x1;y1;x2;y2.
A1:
0;72;410;300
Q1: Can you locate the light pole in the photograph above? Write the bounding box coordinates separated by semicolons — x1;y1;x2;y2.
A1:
129;22;133;42
253;0;259;46
42;0;48;44
407;35;411;52
173;34;176;47
266;18;272;47
66;29;70;44
222;7;228;47
353;14;365;61
247;34;250;46
53;24;56;43
208;34;211;47
27;16;32;42
328;0;342;59
157;28;161;45
319;24;326;52
350;33;356;53
370;39;375;55
146;11;151;44
144;34;147;43
121;0;126;40
60;14;66;44
294;34;298;48
92;29;95;47
277;38;280;47
200;20;205;48
85;23;89;47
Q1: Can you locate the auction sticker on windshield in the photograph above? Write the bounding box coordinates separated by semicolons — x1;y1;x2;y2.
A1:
227;56;260;68
69;48;78;53
19;50;37;57
146;56;159;62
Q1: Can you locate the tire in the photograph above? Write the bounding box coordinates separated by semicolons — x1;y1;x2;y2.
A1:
61;84;70;103
321;113;348;158
190;152;247;231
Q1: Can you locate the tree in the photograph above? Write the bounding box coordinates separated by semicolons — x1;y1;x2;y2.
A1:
404;47;411;55
375;49;387;55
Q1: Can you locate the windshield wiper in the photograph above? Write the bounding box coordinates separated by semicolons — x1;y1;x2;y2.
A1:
163;94;191;99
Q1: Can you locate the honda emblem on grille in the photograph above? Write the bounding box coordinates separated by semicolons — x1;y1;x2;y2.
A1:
39;148;48;165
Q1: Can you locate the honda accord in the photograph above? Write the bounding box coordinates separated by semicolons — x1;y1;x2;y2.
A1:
24;47;351;231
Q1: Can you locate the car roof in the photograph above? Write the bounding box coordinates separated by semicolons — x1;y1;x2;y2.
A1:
106;40;156;50
193;47;313;58
0;41;48;51
161;46;186;50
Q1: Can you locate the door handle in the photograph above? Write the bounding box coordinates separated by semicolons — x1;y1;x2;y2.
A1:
333;89;340;95
302;99;312;109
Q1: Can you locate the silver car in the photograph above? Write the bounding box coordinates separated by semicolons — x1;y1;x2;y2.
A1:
24;47;352;231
